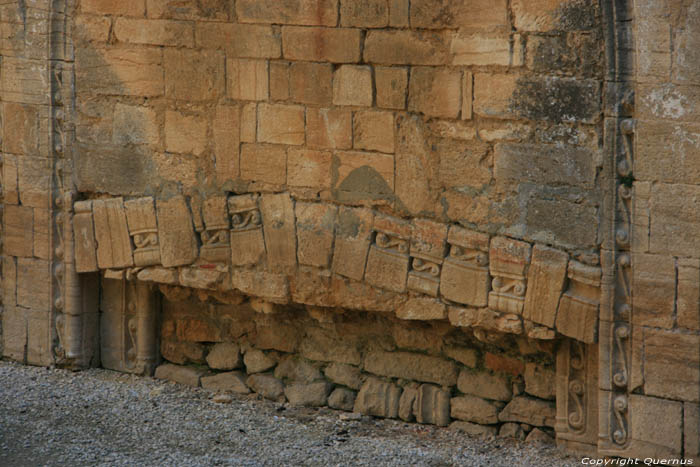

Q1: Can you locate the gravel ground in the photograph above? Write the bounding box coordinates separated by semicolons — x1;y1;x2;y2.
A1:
0;360;580;466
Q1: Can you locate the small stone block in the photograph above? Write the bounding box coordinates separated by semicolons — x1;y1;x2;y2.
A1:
260;193;297;271
296;202;337;268
73;201;99;272
331;207;374;281
154;363;205;387
93;197;134;269
228;194;266;267
157;196;198;268
124;197;161;267
523;245;568;328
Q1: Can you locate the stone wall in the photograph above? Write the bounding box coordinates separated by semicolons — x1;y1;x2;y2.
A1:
0;0;699;461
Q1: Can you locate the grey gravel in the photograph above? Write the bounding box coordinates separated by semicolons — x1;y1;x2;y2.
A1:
0;360;580;466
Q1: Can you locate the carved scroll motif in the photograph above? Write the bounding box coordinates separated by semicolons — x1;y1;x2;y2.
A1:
439;227;491;307
124;197;161;267
488;237;531;315
228;194;265;266
556;260;602;344
200;196;230;264
407;220;447;297
365;216;412;293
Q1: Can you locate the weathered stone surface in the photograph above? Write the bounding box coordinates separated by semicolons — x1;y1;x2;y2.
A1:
415;384;450;427
499;423;526;440
201;371;250;394
627;394;683;458
288;148;333;190
285;382;331;407
324;363;363;390
685;403;700;461
643;329;699;402
408;67;462;119
2;307;26;362
445;347;478;368
440;227;490;307
240;144;287;185
523;245;568;328
396;298;446;320
227;195;264;266
364;351;457;386
227;58;268;101
295;203;336;268
4;205;33;258
448;307;522;335
289;62;332;105
523;363;555;400
555;260;601;344
300;328;362;366
410;0;507;29
649;183;700;256
282;27;361;63
154;363;205;387
451;32;510;66
331;207;374;281
164;49;223;101
473;74;518;119
157;196;198;268
376;66;407;110
333;65;373;107
77;48;163;97
206;343;242;371
328;388;356;411
398;384;418;421
274;356;322;383
498;396;555;427
353;110;395;153
677;258;700;330
237;0;338;26
450;396;499;425
354;377;402;418
161;339;205;365
364;30;449;65
260;193;297;271
17;258;50;311
246;374;285;401
449;421;498;438
457;370;511;402
114;18;193;47
124;197;160;268
257;103;305;146
243;349;277;374
306;108;353;150
194;23;281;58
231;270;289;303
93;197;133;269
632;253;675;329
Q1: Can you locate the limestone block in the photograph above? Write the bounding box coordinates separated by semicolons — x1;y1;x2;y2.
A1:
364;30;449;65
154;363;205;387
17;157;51;209
156;196;197;268
685;403;700;462
201;371;250;394
524;363;555;400
334;150;395;199
473;73;518;119
161;339;205;365
389;0;408;26
287;149;332;189
410;0;507;29
408;67;462;119
231;270;289;303
324;363;363;390
289;61;332;105
450;395;499;425
137;267;178;285
306;108;352;150
445;347;477;368
440;226;490;307
396;298;446;320
2;307;26;362
164;110;207;155
499;423;525;440
415;384;450;426
113;18;193;47
498;396;555;427
123;197;160;268
556;260;601;344
407;219;447;297
240;103;257;143
257;103;305;146
488;237;531;315
82;0;145;15
269;61;289;100
200;196;230;264
227;59;268;101
194;23;281;58
254;321;299;353
1;57;50;105
522;245;568;328
164;48;223;101
376;66;407;110
399;384;418;421
17;258;50;311
649;183;700;256
451;32;510;66
293;203;335;268
353;110;395;153
364;351;458;386
274;356;323;383
457;370;511;402
260;193;296;271
206;343;242;371
3;257;17;308
240;144;287;186
644;329;699;402
72;201;99;273
328;388;356;411
632;253;675;329
246;374;284;400
93;198;133;269
512;0;595;32
3;102;45;156
626;394;683;458
227;194;265;267
340;0;388;27
449;421;498;438
237;0;338;26
282;27;361;63
354;377;402;418
365;216;411;293
4;204;33;257
333;65;373;107
299;327;362;366
331;207;374;281
678;258;700;330
3;154;19;205
285;382;331;407
243;349;277;374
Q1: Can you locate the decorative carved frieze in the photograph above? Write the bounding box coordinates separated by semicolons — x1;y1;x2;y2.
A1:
124;197;160;267
200;196;230;264
93;197;134;269
407;219;447;297
365;215;411;293
228;194;265;267
556;260;602;344
488;237;531;315
439;226;490;307
72;200;98;273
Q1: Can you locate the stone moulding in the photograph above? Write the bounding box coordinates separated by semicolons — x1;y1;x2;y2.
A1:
72;193;601;344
